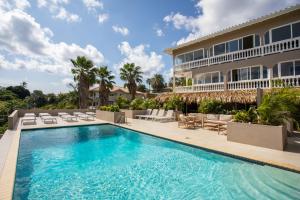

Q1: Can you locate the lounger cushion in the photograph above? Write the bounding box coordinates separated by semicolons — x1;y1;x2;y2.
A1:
206;114;219;120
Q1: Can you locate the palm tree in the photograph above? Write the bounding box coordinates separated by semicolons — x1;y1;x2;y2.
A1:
71;56;97;108
150;74;165;92
96;66;115;106
120;63;143;100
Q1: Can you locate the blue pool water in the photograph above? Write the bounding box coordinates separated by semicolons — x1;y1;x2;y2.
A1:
14;125;300;199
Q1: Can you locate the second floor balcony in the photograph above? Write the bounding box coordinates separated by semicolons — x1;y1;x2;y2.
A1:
174;37;300;72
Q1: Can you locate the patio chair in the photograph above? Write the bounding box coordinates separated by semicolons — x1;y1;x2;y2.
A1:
21;116;36;125
24;113;36;118
203;114;232;134
41;114;57;124
86;112;96;117
78;113;95;121
178;114;195;129
61;115;78;122
58;112;69;117
135;109;152;119
139;109;158;120
73;112;85;117
153;110;175;122
148;109;165;120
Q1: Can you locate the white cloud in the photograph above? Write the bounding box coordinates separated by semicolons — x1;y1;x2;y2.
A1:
164;0;300;45
155;28;164;37
54;7;81;22
0;0;30;11
82;0;103;11
98;13;108;23
112;25;129;36
36;0;81;23
116;41;165;78
62;77;74;86
0;9;105;74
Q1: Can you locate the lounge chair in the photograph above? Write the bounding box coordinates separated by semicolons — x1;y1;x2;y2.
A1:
136;109;152;119
139;109;158;120
21;116;36;125
58;112;69;117
153;110;175;122
147;109;165;120
24;113;36;118
39;113;50;117
86;112;96;117
178;114;195;128
41;115;57;124
61;115;78;122
78;113;95;121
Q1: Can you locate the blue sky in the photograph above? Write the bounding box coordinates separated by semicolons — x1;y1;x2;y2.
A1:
0;0;299;93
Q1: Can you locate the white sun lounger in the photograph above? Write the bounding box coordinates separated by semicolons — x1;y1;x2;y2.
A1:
24;113;36;118
86;112;96;117
147;109;165;120
139;109;158;120
41;115;57;124
39;113;50;117
58;112;69;117
136;109;152;119
78;113;95;121
153;110;175;122
61;115;78;122
21;116;36;125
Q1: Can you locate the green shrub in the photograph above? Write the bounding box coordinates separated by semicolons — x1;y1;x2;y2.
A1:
130;98;144;110
115;96;130;109
257;88;300;126
234;107;258;123
142;98;159;109
163;95;183;111
0;123;8;135
198;100;224;114
99;105;120;112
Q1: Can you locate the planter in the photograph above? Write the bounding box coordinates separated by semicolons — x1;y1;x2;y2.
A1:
120;109;147;119
96;110;125;123
227;122;287;150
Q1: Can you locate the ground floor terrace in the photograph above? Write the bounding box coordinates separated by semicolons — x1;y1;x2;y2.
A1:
0;113;300;199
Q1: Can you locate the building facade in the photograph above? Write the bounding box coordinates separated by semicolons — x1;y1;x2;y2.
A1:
165;5;300;93
89;85;146;107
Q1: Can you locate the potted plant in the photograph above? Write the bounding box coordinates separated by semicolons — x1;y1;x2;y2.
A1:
96;105;125;123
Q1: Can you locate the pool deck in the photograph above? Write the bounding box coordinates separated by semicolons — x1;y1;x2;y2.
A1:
0;117;300;199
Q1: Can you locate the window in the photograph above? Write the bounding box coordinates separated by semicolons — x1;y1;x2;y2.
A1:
194;49;204;60
238;39;243;50
292;22;300;38
263;66;268;79
295;61;300;76
226;40;239;52
264;32;270;45
239;68;249;80
255;35;260;47
242;35;254;49
212;72;219;83
176;55;184;64
272;25;291;42
232;69;238;82
214;43;226;55
205;74;212;83
280;61;294;77
251;66;260;80
227;71;231;82
185;52;194;62
273;64;278;78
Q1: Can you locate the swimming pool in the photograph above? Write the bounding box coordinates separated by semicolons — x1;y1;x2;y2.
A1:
14;124;300;199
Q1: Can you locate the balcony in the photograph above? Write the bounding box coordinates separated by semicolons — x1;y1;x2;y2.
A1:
174;76;300;93
174;37;300;72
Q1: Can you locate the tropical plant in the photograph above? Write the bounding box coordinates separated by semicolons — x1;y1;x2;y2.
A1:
257;88;300;126
137;84;147;93
25;90;47;108
71;56;97;108
163;95;183;111
120;63;143;100
142;98;159;109
99;105;120;112
6;84;30;99
198;100;224;114
95;66;115;106
115;96;130;109
149;74;165;92
130;98;144;110
234;107;258;123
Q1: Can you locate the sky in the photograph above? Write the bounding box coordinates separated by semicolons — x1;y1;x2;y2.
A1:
0;0;299;94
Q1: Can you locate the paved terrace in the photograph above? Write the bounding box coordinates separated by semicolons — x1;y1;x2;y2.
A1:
0;116;300;199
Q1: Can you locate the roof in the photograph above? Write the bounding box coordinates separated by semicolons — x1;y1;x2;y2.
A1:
89;84;145;95
165;4;300;55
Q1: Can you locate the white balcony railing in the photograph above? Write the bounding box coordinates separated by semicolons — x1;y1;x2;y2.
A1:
174;77;300;93
175;37;300;71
